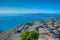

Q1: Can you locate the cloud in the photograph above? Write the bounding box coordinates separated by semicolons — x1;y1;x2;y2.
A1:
0;8;60;14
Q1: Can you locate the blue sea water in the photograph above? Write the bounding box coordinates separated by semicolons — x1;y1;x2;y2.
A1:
0;13;60;31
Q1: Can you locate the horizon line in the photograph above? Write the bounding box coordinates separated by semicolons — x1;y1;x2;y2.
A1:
0;8;60;14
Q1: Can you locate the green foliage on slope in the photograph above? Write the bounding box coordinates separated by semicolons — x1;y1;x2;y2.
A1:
20;30;39;40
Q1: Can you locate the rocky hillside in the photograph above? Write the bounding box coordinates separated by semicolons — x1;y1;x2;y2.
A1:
12;18;60;40
0;18;60;40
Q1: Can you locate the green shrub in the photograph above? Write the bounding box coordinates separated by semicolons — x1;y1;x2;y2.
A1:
20;30;39;40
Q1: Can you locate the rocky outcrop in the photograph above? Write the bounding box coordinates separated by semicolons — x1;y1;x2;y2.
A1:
0;18;60;40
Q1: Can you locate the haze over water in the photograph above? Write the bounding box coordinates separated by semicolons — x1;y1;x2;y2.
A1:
0;13;60;30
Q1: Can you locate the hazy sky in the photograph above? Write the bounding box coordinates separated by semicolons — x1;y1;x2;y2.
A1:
0;0;60;14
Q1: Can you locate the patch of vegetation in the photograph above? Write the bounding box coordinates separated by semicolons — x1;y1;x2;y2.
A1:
20;30;39;40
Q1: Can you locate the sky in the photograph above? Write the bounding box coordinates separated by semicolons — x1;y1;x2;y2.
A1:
0;0;60;14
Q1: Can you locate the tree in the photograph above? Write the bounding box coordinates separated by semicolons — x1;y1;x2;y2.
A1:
20;30;39;40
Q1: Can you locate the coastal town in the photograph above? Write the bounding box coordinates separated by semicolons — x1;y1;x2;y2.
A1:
0;18;60;40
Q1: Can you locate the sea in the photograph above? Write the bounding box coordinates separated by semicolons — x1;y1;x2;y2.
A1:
0;13;60;31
